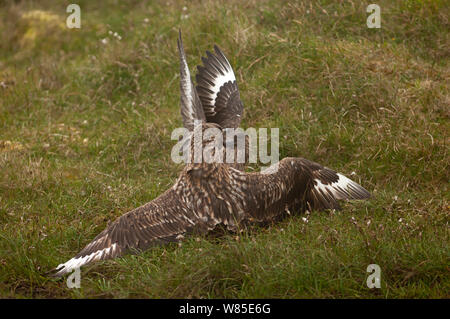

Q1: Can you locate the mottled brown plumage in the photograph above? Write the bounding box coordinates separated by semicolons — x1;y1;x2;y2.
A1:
51;33;370;277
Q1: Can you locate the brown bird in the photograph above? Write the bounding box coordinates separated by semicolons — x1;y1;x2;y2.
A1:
51;32;370;277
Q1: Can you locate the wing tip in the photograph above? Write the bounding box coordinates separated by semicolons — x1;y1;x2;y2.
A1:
47;262;71;278
308;171;371;211
336;173;371;200
49;243;120;278
177;29;184;58
213;44;227;60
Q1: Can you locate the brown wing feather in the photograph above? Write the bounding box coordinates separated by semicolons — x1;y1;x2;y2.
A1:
196;46;243;128
51;189;198;277
178;31;205;131
225;157;371;223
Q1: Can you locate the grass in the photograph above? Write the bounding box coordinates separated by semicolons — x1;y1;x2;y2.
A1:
0;0;448;298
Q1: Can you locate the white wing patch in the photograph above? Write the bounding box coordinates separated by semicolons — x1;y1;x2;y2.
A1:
54;243;118;276
209;69;236;106
313;173;362;200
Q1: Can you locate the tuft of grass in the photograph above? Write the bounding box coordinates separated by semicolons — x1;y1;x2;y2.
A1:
0;0;448;298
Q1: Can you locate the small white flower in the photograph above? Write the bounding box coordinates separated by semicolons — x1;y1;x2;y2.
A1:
182;6;187;11
101;38;108;44
302;217;308;223
144;18;149;23
398;218;403;223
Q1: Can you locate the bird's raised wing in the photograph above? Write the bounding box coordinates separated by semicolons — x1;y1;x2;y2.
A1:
196;45;243;128
51;189;201;277
178;31;205;131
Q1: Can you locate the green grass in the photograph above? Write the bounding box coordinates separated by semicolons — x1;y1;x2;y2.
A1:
0;0;448;298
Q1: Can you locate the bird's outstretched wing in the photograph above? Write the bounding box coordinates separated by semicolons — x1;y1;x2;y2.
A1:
196;45;243;128
226;157;371;223
50;189;201;277
178;31;205;131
